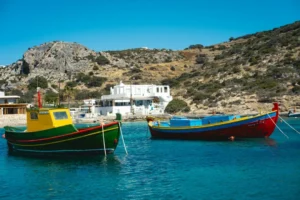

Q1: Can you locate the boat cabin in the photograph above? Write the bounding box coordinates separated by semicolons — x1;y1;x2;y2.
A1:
26;108;74;132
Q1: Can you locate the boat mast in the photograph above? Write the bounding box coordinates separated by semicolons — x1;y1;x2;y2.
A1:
37;87;42;108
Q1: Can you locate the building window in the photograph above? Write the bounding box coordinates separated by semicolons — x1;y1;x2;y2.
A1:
164;87;168;93
156;88;159;93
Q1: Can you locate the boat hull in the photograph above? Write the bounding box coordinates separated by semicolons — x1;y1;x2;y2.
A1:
148;103;279;140
4;122;121;156
288;113;300;117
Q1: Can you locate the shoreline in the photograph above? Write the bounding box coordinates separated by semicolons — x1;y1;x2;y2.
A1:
0;112;291;128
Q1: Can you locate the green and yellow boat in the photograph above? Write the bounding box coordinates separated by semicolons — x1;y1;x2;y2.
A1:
2;107;121;156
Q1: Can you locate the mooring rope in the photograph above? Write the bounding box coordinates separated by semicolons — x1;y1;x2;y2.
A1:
278;116;300;135
119;122;128;155
267;113;289;139
101;124;107;156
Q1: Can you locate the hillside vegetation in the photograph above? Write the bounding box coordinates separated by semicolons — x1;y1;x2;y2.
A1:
0;21;299;113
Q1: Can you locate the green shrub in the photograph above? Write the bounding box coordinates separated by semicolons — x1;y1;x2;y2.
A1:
292;85;300;94
130;68;142;73
186;44;204;50
93;65;99;70
51;84;58;89
44;90;58;103
165;99;190;113
214;54;225;60
86;76;107;87
195;54;208;64
28;76;48;90
19;90;36;103
95;55;110;65
66;81;77;88
232;66;241;73
76;72;91;83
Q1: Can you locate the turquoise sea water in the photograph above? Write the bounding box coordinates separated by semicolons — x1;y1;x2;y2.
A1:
0;119;300;200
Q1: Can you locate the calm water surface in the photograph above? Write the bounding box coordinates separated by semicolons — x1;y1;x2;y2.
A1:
0;119;300;200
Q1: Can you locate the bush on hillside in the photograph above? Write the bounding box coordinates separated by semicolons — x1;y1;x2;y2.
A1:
66;81;77;88
186;44;204;50
93;65;99;70
75;90;102;100
19;90;36;103
28;76;48;90
76;72;91;83
95;55;110;65
44;90;58;103
86;76;107;88
6;89;23;96
165;99;190;113
195;54;208;64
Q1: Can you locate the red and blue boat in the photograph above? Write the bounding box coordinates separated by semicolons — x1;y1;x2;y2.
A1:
147;103;279;140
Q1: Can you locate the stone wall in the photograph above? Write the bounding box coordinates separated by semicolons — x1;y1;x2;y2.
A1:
0;114;26;127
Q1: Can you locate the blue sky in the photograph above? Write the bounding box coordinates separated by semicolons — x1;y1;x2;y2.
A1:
0;0;299;65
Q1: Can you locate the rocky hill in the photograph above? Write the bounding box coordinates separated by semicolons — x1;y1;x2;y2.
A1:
1;21;300;114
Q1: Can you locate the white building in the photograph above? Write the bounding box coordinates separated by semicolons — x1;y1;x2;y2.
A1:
99;81;173;116
0;91;20;104
0;91;27;114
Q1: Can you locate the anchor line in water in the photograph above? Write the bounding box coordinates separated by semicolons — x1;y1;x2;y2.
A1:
278;116;300;135
267;113;289;139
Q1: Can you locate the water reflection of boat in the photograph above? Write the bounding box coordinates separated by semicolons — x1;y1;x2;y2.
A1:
263;137;277;147
147;103;279;140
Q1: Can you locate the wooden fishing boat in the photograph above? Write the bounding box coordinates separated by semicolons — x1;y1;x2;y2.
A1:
288;108;300;117
2;107;122;155
146;103;279;140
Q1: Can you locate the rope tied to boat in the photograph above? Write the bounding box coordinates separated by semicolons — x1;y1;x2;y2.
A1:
119;122;128;155
100;117;107;156
278;116;300;135
266;113;289;139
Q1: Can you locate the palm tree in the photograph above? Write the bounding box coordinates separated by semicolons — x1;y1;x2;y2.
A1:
63;86;75;108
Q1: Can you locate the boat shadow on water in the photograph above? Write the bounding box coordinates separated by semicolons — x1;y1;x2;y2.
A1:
7;150;124;165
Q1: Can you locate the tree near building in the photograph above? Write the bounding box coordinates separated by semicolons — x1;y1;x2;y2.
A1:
165;99;190;113
28;76;48;90
63;86;75;108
